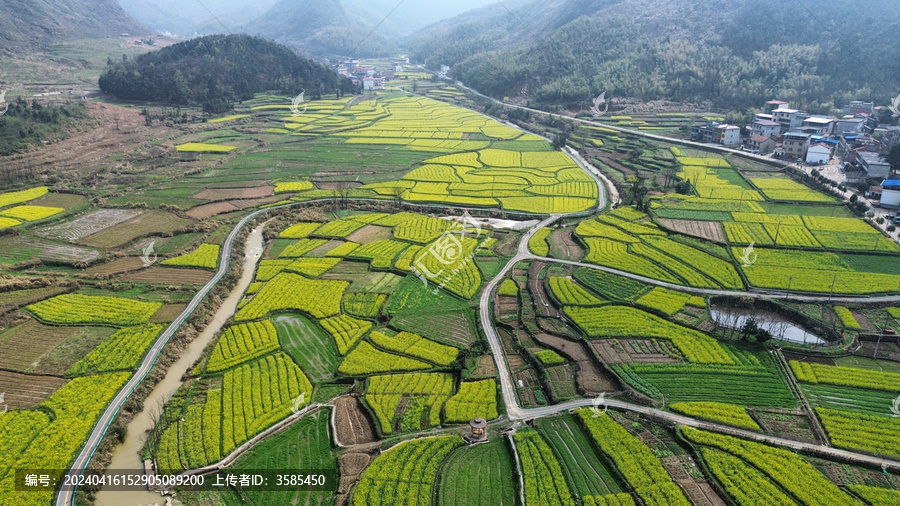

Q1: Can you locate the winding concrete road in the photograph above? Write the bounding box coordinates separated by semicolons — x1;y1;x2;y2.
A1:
56;208;271;506
479;217;900;472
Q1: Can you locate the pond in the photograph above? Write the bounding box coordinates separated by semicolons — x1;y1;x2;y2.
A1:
709;303;827;346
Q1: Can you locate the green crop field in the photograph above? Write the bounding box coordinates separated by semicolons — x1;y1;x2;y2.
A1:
272;315;341;383
535;415;624;497
438;440;517;506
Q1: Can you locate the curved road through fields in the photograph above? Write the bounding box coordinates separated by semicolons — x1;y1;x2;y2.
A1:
58;91;900;504
480;217;900;472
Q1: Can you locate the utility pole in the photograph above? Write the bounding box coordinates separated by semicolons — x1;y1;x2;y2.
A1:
828;273;837;301
786;276;794;300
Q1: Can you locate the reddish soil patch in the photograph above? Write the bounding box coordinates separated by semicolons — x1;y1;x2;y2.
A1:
187;202;240;220
332;396;376;447
121;267;213;285
346;225;393;244
656;218;726;244
83;257;146;276
193;186;275;201
0;370;68;409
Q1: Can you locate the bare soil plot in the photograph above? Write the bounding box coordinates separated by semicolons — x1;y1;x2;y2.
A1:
495;294;519;321
0;320;115;375
306;239;344;257
226;195;283;210
337;452;377;505
852;310;877;332
528;262;554;317
80;210;193;249
193;186;274;201
656;218;726;244
149;304;188;323
0;370;68;409
316;181;364;189
121;267;213;285
332;396;376;446
667;465;726;506
0;287;69;315
854;340;900;361
37;209;143;242
751;409;819;444
548;228;585;261
82;257;147;276
0;237;101;264
186;201;240;220
533;332;616;394
591;339;680;365
493;231;520;257
469;354;498;379
346;225;393;244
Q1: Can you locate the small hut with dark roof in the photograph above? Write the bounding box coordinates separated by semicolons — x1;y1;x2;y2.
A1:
464;418;488;444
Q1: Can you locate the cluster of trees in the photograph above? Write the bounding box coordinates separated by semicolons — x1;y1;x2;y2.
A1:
0;98;89;156
99;34;355;113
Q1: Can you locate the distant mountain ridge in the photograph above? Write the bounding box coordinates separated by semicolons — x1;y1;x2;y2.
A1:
411;0;900;112
0;0;145;56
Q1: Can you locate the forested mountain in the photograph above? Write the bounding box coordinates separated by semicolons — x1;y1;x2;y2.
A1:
411;0;900;112
0;0;145;55
98;34;354;113
243;0;396;57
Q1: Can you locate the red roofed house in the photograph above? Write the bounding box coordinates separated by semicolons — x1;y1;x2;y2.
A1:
744;135;776;155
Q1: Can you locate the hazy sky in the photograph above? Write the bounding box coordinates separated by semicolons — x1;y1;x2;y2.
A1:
119;0;499;36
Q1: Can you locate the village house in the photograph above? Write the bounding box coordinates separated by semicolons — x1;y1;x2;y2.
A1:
805;142;833;164
782;132;811;161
